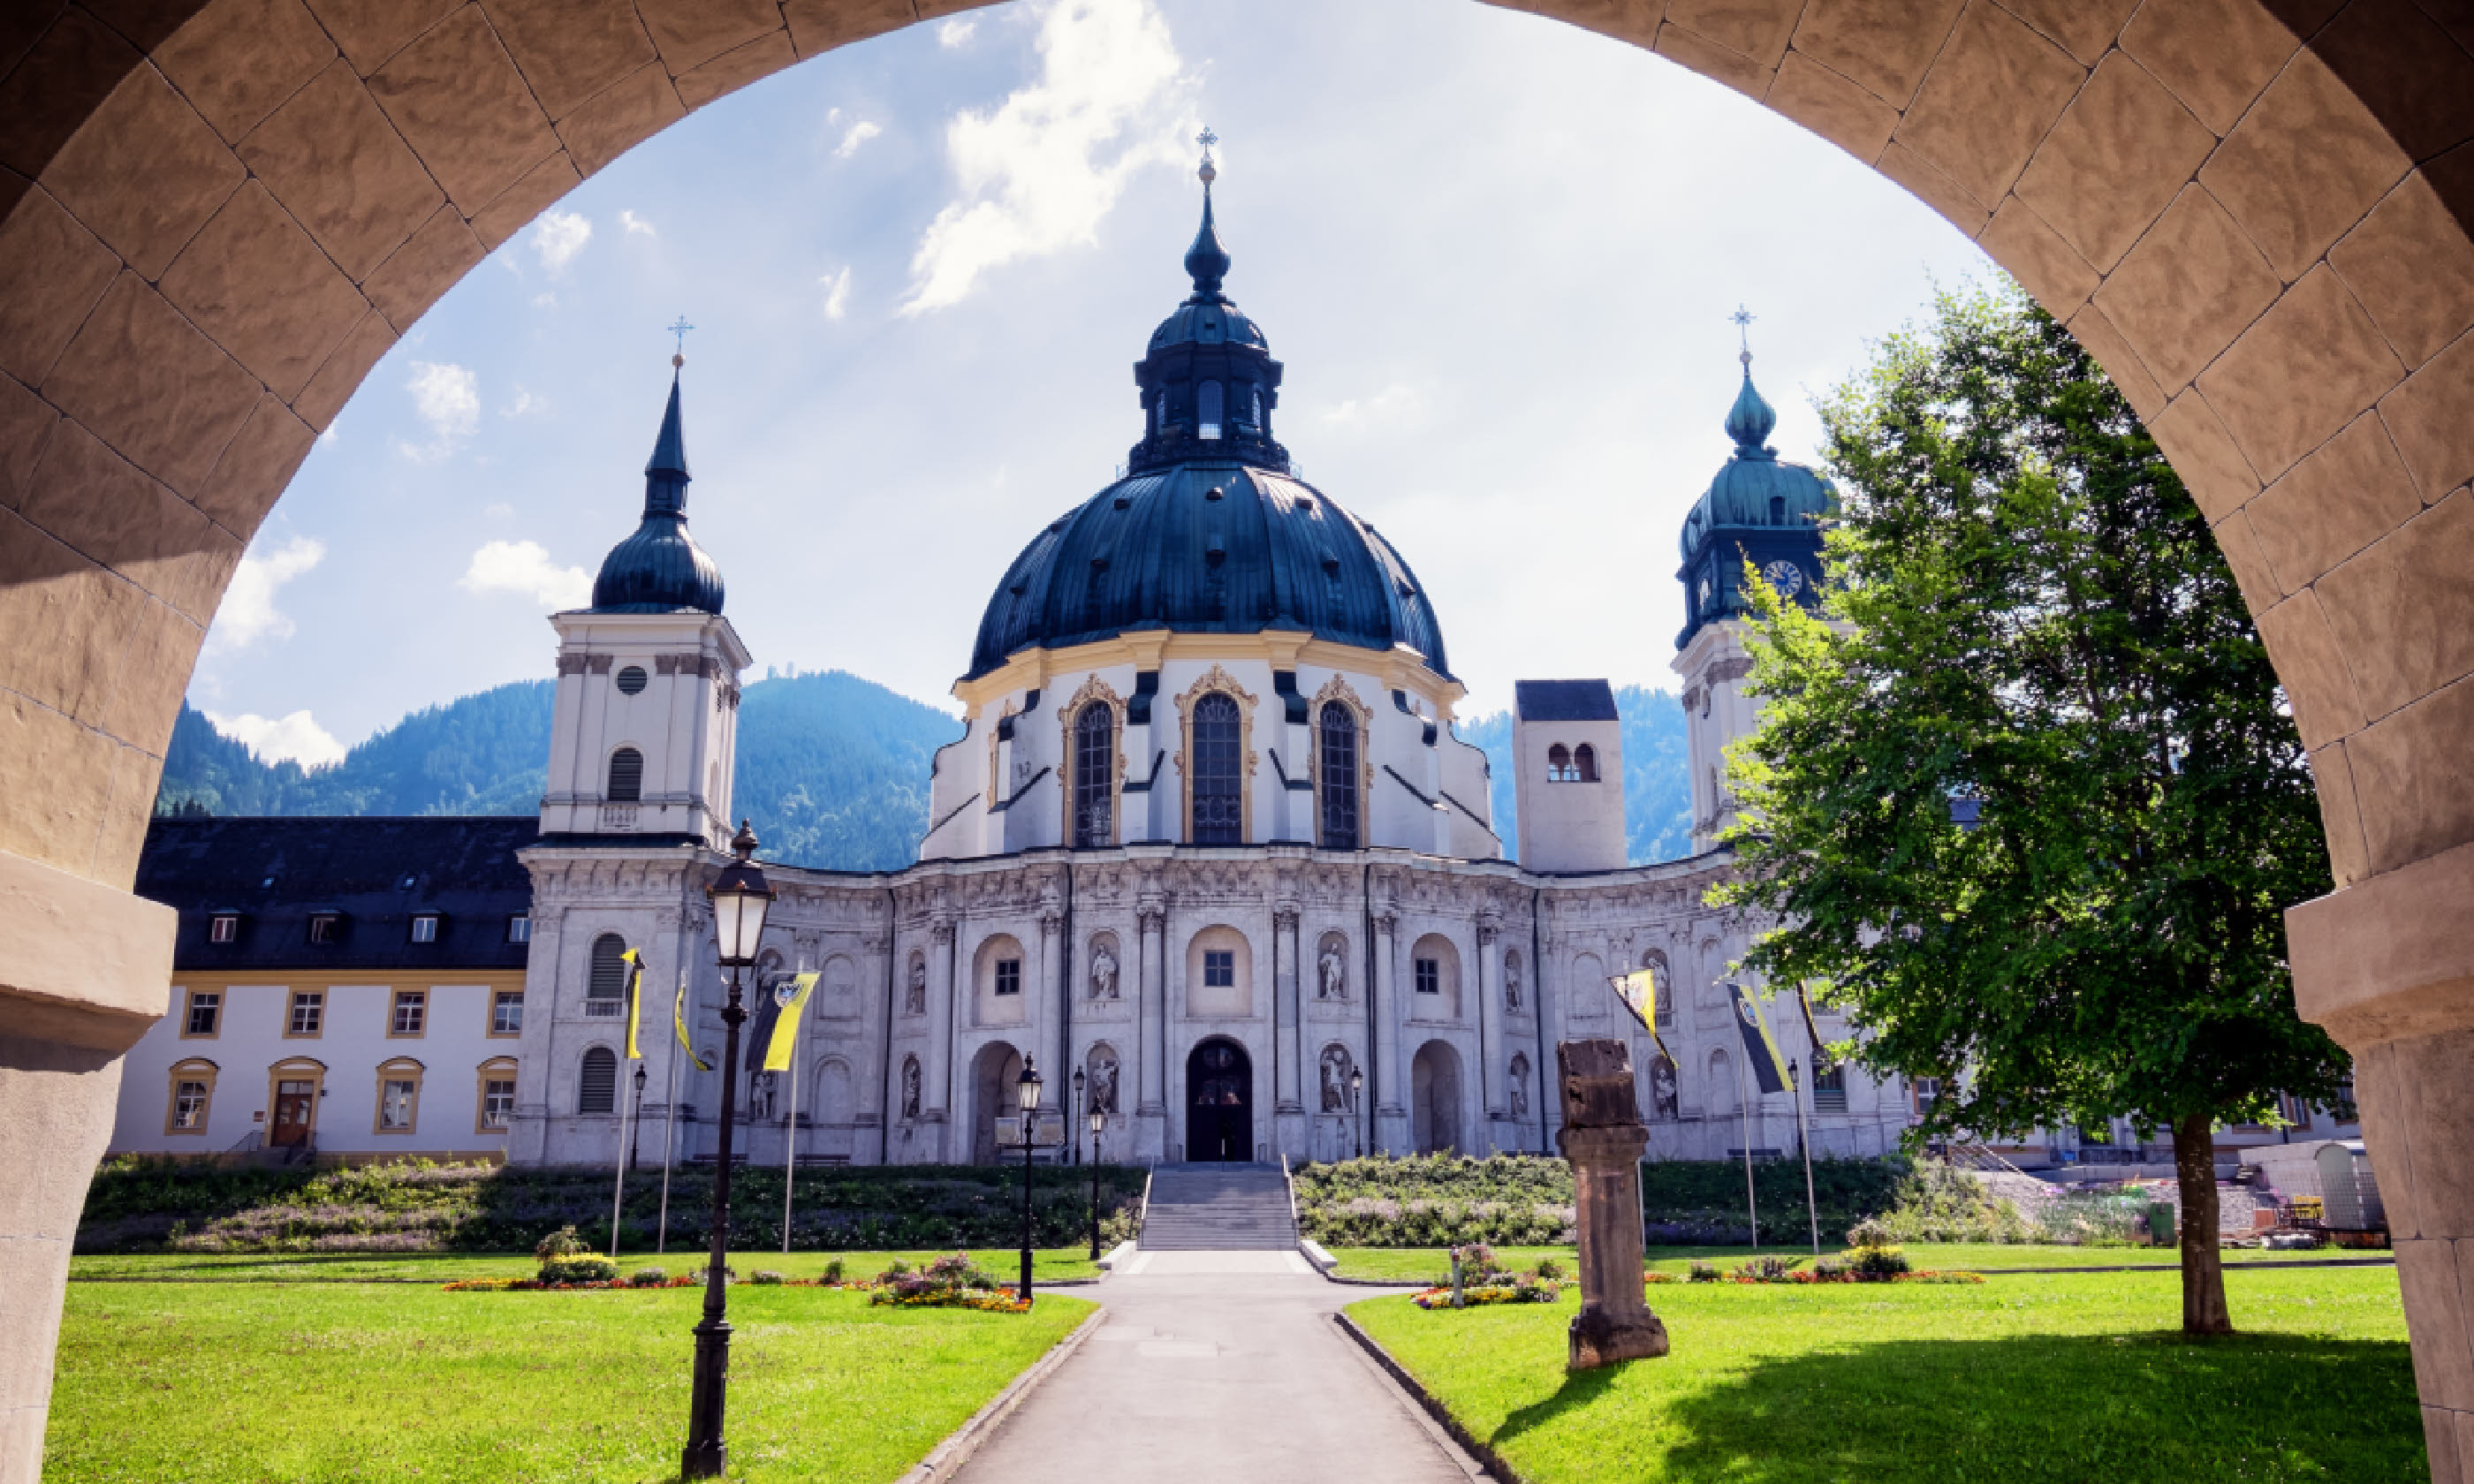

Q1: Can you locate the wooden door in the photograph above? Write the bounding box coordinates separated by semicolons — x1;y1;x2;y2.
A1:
270;1080;314;1146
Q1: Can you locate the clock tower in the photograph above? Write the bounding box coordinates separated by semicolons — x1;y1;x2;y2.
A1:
1671;333;1833;853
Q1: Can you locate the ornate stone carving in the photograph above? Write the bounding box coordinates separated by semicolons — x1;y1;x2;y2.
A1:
1088;940;1120;999
1504;953;1524;1011
1272;905;1300;933
1317;934;1349;1001
904;952;928;1016
931;920;956;947
900;1056;922;1119
1085;1045;1120;1114
1319;1043;1355;1112
1509;1053;1530;1118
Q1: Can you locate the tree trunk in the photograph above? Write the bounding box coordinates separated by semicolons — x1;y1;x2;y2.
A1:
2174;1113;2233;1335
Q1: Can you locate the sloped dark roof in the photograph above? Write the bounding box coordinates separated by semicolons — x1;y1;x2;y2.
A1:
590;368;725;615
1514;679;1618;723
137;816;537;973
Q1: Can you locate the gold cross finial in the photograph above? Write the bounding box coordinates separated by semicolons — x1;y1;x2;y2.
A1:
667;315;694;367
1731;306;1756;367
1196;126;1218;186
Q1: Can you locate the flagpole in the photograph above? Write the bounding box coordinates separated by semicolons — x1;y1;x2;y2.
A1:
658;1027;680;1256
781;1023;800;1256
1736;1045;1758;1251
610;1064;634;1263
1795;1061;1819;1255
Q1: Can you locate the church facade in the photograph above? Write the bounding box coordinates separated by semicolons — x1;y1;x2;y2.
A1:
503;159;1910;1173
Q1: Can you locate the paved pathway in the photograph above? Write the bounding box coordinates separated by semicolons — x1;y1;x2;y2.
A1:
952;1251;1481;1483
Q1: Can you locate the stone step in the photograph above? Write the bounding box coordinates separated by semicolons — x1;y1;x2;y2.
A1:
1138;1162;1298;1252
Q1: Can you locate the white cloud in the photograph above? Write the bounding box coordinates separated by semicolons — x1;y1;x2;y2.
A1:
398;360;479;461
937;17;977;46
529;210;592;273
205;534;324;655
899;0;1189;315
821;266;853;320
502;388;537;418
204;708;348;769
834;119;883;159
532;292;558;309
619;209;656;236
459;539;591;610
1318;383;1426;431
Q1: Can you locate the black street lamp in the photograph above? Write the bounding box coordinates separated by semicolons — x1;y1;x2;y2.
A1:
1071;1065;1086;1167
1350;1065;1365;1159
630;1062;649;1170
1016;1057;1043;1305
682;822;773;1481
1087;1103;1106;1260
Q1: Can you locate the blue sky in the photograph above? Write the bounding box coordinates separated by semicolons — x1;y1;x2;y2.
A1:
191;0;1995;767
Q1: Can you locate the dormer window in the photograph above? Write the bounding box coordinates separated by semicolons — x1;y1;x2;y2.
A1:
1197;380;1223;440
1250;384;1263;428
507;914;532;944
208;913;239;944
307;913;341;945
410;913;440;944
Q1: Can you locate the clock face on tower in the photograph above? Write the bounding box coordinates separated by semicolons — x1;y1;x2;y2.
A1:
1762;559;1805;598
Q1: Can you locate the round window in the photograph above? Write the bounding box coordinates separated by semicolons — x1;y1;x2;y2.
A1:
616;665;648;694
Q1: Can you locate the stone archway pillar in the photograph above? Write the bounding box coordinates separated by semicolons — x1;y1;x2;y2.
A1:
0;851;178;1475
923;920;955;1161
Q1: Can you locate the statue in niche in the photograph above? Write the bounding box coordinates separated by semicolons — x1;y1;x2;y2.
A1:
747;1071;778;1123
1651;1056;1680;1121
900;1056;922;1120
1504;957;1523;1011
1317;943;1347;1001
1087;1051;1119;1114
1509;1054;1530;1118
904;955;928;1016
1319;1045;1354;1112
1089;942;1119;1000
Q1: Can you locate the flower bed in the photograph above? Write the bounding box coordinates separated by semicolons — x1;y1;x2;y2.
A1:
1673;1249;1986;1286
864;1253;1033;1313
1408;1244;1566;1308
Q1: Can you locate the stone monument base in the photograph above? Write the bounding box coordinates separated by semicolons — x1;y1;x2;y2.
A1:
1569;1304;1671;1368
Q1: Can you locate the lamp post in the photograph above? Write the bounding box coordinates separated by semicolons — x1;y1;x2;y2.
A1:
1350;1065;1365;1159
681;822;773;1481
1016;1057;1043;1305
1087;1104;1106;1260
1071;1066;1086;1167
629;1062;650;1170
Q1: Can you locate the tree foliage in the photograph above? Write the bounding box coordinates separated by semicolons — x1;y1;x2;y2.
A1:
1712;285;2349;1330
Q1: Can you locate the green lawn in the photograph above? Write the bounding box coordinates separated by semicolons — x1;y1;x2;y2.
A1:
1323;1241;2389;1284
49;1280;1094;1483
68;1247;1107;1283
1349;1267;2422;1483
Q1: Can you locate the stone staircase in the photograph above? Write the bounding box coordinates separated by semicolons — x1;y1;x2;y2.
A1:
1137;1164;1299;1251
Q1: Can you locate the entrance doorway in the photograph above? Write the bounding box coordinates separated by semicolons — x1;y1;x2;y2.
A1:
1185;1039;1252;1162
1411;1041;1462;1155
270;1080;315;1147
971;1041;1022;1166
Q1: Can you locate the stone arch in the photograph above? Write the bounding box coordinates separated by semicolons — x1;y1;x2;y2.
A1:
971;932;1028;1027
1410;1039;1463;1155
968;1039;1023;1167
813;1055;855;1160
1408;931;1463;1019
1183;923;1254;1018
8;0;2474;1453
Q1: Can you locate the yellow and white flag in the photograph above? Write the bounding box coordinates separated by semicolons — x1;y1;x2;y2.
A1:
672;975;711;1072
1607;967;1672;1068
758;972;819;1072
618;948;646;1060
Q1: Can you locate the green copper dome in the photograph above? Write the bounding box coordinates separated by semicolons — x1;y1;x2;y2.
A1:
1675;358;1833;647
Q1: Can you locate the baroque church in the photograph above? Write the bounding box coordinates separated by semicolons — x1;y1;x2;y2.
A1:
504;151;1907;1171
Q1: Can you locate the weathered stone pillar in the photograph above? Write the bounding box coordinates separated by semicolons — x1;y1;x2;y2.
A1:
1558;1038;1669;1370
1136;898;1167;1155
1274;904;1303;1114
1371;909;1407;1152
0;852;178;1477
924;919;957;1159
1477;920;1506;1145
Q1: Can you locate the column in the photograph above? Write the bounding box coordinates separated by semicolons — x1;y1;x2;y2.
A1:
1476;920;1506;1147
1136;897;1167;1124
1371;909;1407;1152
1274;905;1303;1114
924;919;956;1161
1560;1038;1668;1368
1037;907;1062;1086
859;928;891;1164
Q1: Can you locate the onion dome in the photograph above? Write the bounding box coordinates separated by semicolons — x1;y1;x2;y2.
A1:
1675;338;1834;647
589;361;725;614
968;134;1446;680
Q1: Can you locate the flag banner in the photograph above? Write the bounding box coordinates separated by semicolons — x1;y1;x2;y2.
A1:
1795;984;1831;1071
757;973;818;1072
1729;983;1791;1095
618;949;645;1061
673;977;712;1072
1607;968;1672;1067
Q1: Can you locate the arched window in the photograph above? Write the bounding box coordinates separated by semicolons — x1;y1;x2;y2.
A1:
606;746;643;802
1155;394;1167;433
1073;703;1114;848
1197;380;1224;440
1190;693;1242;844
579;1046;618;1114
588;934;628;1000
1250;384;1264;428
1317;701;1359;849
1770;495;1787;523
1546;744;1573;783
1575;743;1600;783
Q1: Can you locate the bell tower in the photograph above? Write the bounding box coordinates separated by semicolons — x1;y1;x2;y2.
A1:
539;352;750;848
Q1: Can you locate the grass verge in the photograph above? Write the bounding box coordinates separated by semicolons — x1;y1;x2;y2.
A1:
69;1248;1107;1283
1347;1267;2421;1483
48;1281;1093;1483
1324;1241;2387;1283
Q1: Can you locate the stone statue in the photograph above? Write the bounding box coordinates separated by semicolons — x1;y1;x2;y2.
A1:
1651;1056;1679;1120
904;955;927;1016
1317;943;1347;1001
900;1056;922;1119
1089;943;1119;1000
1319;1045;1352;1112
1509;1056;1530;1118
1089;1052;1119;1114
1504;958;1523;1011
747;1071;777;1123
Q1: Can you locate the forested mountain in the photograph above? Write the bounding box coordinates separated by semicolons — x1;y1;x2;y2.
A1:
156;672;960;873
159;673;1693;871
1456;685;1694;866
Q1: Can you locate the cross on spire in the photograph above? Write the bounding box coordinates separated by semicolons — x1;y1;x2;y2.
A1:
1196;125;1218;186
1731;305;1756;368
667;315;694;368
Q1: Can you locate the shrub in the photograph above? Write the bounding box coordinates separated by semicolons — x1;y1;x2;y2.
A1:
750;1270;785;1285
534;1225;588;1262
628;1268;668;1287
1848;1243;1911;1278
1534;1256;1565;1281
1688;1261;1719;1283
538;1257;618;1285
819;1257;846;1283
1734;1255;1804;1283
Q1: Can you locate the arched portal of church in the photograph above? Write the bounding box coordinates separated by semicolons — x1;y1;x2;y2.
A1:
1411;1041;1463;1155
969;1041;1023;1168
1185;1038;1252;1163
